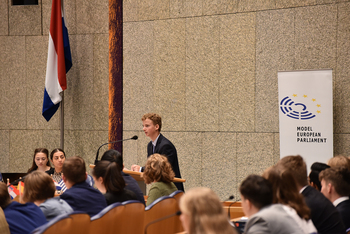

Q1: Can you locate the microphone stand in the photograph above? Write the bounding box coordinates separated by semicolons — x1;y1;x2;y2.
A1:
227;200;240;219
7;176;26;187
95;135;138;165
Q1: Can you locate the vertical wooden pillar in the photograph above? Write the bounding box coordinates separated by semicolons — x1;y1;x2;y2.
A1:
108;0;123;152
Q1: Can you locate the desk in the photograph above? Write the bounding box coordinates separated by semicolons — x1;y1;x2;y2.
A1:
223;206;245;219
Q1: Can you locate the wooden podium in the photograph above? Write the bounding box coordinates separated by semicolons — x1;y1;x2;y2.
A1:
89;165;185;195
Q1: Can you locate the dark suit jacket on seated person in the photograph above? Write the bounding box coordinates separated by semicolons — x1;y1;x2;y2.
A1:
122;171;145;205
3;201;47;234
60;181;107;217
302;185;345;234
142;134;184;191
336;198;350;231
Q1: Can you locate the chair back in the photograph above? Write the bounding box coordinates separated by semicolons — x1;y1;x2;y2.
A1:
169;190;184;203
119;200;145;234
67;212;91;233
32;211;90;234
90;201;145;234
144;196;179;234
89;202;124;234
169;190;184;233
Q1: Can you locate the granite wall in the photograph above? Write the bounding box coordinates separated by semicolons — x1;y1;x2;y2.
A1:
1;0;350;199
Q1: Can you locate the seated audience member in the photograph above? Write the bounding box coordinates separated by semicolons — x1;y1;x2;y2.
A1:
0;182;46;234
60;156;107;216
309;162;330;191
47;148;66;183
23;171;73;221
319;167;350;230
27;148;52;174
0;207;10;234
328;155;350;170
92;160;137;205
100;149;145;205
239;174;305;234
143;154;178;206
179;187;238;234
277;155;345;234
263;166;317;233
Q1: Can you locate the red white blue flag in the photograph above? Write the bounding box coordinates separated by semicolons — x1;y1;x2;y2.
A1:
42;0;72;121
8;185;19;200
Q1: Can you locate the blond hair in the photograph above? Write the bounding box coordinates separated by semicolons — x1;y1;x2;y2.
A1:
179;187;237;234
141;113;162;132
327;155;350;170
143;154;174;184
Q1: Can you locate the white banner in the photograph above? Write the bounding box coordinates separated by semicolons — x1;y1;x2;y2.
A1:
278;70;333;170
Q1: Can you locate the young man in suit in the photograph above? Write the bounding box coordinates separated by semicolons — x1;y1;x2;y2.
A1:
319;167;350;230
60;156;107;216
240;174;304;234
131;113;184;191
277;155;345;234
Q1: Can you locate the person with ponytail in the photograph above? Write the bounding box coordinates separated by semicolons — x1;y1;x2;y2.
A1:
92;160;137;205
319;167;350;230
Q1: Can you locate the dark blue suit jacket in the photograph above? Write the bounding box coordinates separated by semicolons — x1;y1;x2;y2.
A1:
142;134;184;191
60;181;107;217
4;202;47;234
336;199;350;230
302;186;345;234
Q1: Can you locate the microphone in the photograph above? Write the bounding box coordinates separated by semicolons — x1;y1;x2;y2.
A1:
7;176;27;187
228;199;240;219
95;135;138;165
222;195;235;218
144;211;181;234
224;195;234;202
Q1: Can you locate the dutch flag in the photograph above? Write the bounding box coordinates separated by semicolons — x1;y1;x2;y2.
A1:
42;0;72;121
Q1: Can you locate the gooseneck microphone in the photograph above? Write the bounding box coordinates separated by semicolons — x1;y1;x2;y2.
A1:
223;195;235;218
224;195;235;202
144;211;181;234
228;199;240;219
7;176;27;187
95;135;138;165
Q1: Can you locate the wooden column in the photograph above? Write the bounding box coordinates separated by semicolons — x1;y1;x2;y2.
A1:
108;0;123;152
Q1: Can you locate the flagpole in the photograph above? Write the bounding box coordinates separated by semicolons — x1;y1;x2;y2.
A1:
60;92;64;150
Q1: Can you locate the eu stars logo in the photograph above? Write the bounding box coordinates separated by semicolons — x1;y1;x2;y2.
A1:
280;94;321;120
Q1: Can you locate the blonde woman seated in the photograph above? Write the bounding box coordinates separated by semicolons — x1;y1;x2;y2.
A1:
263;165;317;234
179;187;237;234
23;171;73;221
143;154;178;206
